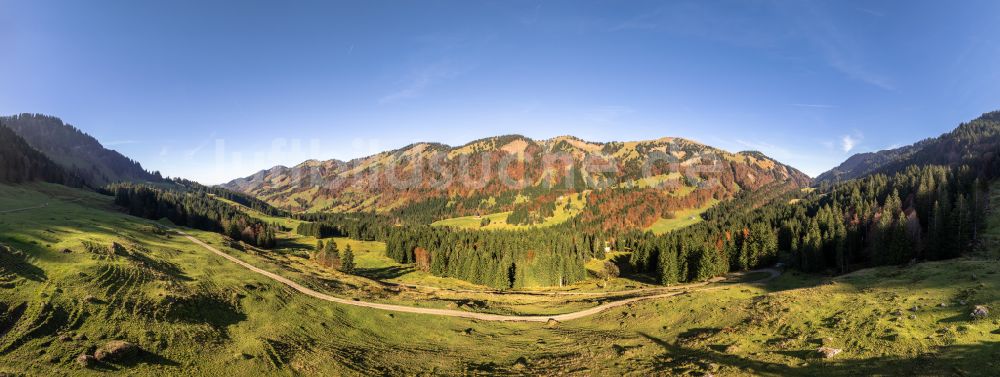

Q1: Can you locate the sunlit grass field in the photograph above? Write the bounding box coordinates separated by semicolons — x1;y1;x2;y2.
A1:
1;183;999;376
646;199;719;235
431;191;588;230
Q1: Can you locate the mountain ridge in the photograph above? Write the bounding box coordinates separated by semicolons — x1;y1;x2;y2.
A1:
0;122;83;186
815;111;1000;185
0;113;163;187
223;134;811;214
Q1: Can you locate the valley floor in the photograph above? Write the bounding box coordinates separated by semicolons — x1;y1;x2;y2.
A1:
1;183;999;376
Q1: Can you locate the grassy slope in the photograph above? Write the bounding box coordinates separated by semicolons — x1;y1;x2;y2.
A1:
0;184;637;375
211;196;303;231
1;183;999;376
217;188;657;294
213;195;495;292
646;199;720;235
431;192;588;230
616;173;693;196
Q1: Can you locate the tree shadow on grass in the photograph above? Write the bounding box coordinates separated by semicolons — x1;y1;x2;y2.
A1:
126;251;191;282
638;332;1000;377
276;237;312;250
162;292;247;334
608;254;660;286
90;349;182;372
123;349;182;368
773;349;818;361
356;265;415;280
937;312;974;324
308;275;361;292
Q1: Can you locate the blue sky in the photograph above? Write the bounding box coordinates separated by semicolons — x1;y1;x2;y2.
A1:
3;0;1000;184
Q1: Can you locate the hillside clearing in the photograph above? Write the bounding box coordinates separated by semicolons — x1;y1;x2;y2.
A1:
430;191;588;229
646;199;719;235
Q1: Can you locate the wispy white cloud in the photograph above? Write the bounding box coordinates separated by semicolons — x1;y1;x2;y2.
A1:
789;3;895;91
791;103;837;109
824;49;895;91
612;3;894;90
609;4;785;48
184;133;216;158
841;134;859;152
609;8;664;32
379;60;468;104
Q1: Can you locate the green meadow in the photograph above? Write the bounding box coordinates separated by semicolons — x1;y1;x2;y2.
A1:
1;183;999;376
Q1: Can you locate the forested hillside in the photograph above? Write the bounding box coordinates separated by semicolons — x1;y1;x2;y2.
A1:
0;113;162;186
171;177;291;218
815;111;1000;185
283;112;1000;289
0;123;82;187
626;112;1000;286
107;183;279;248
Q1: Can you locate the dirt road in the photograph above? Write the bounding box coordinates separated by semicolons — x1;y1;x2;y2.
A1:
178;230;779;323
389;276;727;297
0;198;83;214
0;203;49;214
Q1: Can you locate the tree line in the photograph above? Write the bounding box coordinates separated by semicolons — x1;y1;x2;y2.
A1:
172;178;290;218
384;226;588;289
621;163;993;286
282;153;997;289
108;184;278;248
294;212;395;241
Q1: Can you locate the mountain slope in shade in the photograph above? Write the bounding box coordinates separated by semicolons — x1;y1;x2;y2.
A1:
0;122;82;186
812;142;926;186
223;135;811;216
815;111;1000;186
0;114;162;187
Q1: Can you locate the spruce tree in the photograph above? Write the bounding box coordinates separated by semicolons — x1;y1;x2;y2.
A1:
927;200;948;260
890;210;912;264
340;244;356;273
694;247;716;281
592;235;605;260
804;219;823;272
834;223;848;273
952;194;970;256
658;242;679;285
324;241;340;268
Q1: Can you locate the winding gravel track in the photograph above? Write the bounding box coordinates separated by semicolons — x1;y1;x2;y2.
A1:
179;230;779;323
0;198;82;214
0;203;50;214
